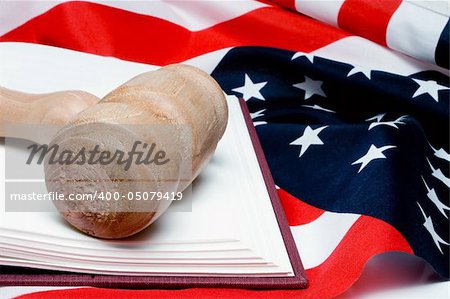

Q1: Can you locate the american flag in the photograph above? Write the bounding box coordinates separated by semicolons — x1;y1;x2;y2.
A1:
0;1;449;298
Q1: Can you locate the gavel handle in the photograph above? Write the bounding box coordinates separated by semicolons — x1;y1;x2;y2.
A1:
0;86;99;143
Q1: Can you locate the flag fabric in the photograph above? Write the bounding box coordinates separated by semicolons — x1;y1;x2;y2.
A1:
0;1;449;298
271;0;450;69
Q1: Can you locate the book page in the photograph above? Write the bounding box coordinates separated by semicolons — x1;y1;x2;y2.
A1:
0;42;293;276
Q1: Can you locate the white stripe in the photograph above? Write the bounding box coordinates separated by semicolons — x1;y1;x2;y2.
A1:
1;37;445;96
291;212;360;269
0;1;69;36
184;47;232;74
386;1;449;65
0;0;267;36
407;0;450;17
0;42;156;97
311;36;448;76
2;36;444;99
294;0;345;27
0;42;228;97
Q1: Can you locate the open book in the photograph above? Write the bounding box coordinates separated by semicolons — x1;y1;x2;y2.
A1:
0;42;306;289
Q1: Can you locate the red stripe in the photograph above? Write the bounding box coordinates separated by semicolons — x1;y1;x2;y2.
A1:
338;0;402;46
302;215;413;298
263;0;296;11
0;1;349;65
15;216;413;299
277;188;325;226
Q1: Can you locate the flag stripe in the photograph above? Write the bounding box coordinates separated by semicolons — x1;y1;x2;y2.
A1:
0;42;158;95
0;1;65;36
0;1;349;66
386;1;450;66
337;0;402;46
295;0;345;27
291;212;360;269
303;215;414;298
0;0;268;35
278;188;325;226
271;0;295;11
311;36;447;75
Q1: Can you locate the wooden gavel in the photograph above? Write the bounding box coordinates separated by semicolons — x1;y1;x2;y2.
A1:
0;65;228;239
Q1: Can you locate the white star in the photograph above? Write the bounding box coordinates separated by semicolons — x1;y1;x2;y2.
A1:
426;158;450;188
291;52;314;63
352;144;396;173
290;126;328;157
430;144;450;162
366;113;386;122
368;115;407;130
250;109;266;119
347;65;372;79
232;74;267;101
412;79;449;102
303;104;336;113
417;202;449;254
253;121;267;126
293;76;326;100
250;109;267;127
422;176;449;219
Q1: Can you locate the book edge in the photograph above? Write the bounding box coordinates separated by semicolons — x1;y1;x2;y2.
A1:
0;98;308;289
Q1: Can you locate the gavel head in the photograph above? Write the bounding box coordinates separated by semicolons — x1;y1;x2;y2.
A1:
44;64;228;239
